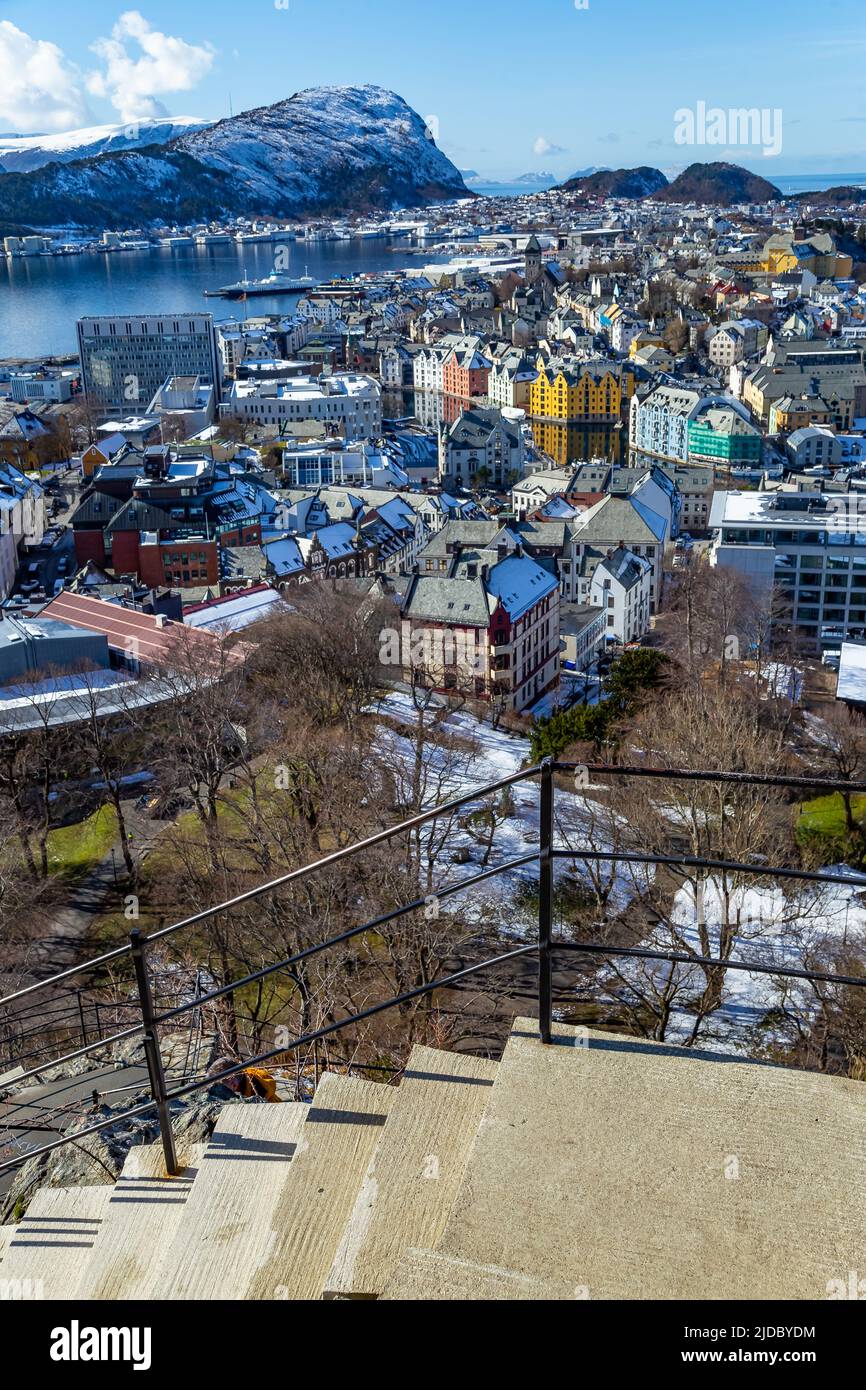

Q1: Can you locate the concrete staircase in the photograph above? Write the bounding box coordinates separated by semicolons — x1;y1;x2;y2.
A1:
1;1021;863;1301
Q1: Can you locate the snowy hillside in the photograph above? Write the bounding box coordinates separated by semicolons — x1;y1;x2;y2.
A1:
0;86;467;229
176;86;467;208
0;119;211;173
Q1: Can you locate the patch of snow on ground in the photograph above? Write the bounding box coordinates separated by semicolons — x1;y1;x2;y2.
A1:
374;689;651;939
628;873;866;1054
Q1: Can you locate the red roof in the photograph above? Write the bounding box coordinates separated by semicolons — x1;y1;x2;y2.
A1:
39;591;218;664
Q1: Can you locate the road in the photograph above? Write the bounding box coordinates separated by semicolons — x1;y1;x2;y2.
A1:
0;1060;151;1196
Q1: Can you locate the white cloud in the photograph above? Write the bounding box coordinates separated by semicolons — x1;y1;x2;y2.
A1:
0;21;91;133
87;11;215;124
533;136;566;157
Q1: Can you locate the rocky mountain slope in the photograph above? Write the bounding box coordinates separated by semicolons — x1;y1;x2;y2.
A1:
0;86;467;229
654;161;782;205
558;166;668;198
790;184;866;207
0;118;211;174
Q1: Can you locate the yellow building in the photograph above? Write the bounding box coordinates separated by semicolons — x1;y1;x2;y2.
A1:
768;395;832;433
530;364;632;423
628;328;667;359
760;234;853;279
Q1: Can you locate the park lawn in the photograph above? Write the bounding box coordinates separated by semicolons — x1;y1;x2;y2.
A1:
45;805;119;880
796;792;866;839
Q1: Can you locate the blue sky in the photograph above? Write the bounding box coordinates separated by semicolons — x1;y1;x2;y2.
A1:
1;0;865;176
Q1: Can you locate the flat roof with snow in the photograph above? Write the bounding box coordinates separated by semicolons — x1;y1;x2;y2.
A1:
836;641;866;703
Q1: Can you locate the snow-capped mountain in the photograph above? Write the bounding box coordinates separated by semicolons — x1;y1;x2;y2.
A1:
511;170;558;185
0;118;211;174
0;86;467;228
174;86;465;208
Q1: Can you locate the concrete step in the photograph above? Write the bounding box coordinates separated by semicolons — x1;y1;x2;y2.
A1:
438;1017;866;1300
326;1046;497;1298
158;1101;309;1300
381;1247;579;1300
77;1142;205;1300
0;1224;16;1265
244;1072;395;1301
1;1185;113;1299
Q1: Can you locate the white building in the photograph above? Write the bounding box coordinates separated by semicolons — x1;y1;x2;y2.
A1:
412;347;448;395
589;545;652;645
222;373;382;441
0;460;45;554
9;372;75;404
709;488;866;651
487;354;537;410
565;493;667;611
511;468;578;518
146;375;216;437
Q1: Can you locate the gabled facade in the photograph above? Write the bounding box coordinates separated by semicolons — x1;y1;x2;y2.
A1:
400;543;560;712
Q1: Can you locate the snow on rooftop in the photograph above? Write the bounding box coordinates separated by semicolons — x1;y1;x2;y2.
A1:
836;641;866;704
184;586;287;633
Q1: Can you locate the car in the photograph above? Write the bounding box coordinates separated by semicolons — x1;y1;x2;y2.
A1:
52;579;66;596
20;579;39;594
57;557;68;574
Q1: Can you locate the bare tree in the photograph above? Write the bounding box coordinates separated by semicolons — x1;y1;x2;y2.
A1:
581;682;824;1048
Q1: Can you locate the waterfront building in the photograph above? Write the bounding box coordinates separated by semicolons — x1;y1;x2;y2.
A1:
77;313;220;420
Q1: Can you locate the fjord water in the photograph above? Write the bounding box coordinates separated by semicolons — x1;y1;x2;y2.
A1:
0;237;428;359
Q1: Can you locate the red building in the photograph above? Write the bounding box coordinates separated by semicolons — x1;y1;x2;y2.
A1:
442;347;491;400
70;449;267;589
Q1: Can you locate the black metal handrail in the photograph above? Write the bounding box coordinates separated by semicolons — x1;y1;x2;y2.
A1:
2;758;866;1178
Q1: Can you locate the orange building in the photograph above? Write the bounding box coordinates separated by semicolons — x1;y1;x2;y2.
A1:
442;347;492;399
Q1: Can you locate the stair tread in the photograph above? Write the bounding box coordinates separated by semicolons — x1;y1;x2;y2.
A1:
2;1185;113;1299
326;1045;497;1298
438;1017;866;1300
158;1101;308;1300
381;1247;578;1301
245;1072;395;1301
0;1224;17;1263
77;1142;205;1300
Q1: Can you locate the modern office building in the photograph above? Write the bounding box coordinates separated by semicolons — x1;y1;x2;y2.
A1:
709;488;866;651
77;314;220;419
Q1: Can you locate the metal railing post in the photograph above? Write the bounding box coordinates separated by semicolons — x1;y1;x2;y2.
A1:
130;927;178;1176
538;757;554;1044
76;989;89;1047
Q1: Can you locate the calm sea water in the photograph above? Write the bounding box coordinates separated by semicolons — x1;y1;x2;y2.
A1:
472;173;866;197
0;237;430;360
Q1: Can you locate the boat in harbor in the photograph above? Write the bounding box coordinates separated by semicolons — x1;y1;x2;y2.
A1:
203;270;318;299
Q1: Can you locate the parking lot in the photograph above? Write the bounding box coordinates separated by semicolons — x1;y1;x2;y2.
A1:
6;466;80;609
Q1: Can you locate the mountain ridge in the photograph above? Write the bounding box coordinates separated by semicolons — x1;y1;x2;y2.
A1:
653;161;782;205
558;166;668;198
0;86;467;229
0;119;212;174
